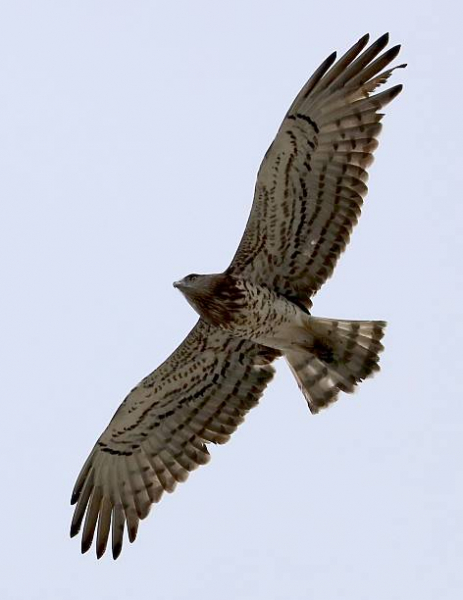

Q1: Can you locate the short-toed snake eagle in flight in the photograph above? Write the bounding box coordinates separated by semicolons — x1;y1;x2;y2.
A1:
70;33;404;559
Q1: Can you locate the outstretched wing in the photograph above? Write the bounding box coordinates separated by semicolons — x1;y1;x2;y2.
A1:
229;33;405;307
70;319;279;559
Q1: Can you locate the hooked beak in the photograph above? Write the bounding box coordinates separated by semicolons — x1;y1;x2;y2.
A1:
173;280;185;290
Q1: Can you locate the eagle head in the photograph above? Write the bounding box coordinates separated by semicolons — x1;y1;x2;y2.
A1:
173;272;245;327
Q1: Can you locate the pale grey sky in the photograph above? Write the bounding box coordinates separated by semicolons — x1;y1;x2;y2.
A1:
1;1;462;599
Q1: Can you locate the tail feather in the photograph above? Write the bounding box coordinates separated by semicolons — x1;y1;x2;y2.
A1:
286;317;386;414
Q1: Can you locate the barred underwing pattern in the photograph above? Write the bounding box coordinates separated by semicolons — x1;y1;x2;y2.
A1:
71;33;404;559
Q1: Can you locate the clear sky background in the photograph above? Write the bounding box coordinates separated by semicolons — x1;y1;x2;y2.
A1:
1;1;462;599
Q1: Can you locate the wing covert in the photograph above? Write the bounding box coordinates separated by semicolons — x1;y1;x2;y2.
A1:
70;319;279;559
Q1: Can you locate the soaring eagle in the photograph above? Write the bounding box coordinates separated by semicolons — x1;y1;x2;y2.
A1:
70;33;404;559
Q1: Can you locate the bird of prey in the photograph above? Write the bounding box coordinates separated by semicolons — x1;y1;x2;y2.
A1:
70;33;405;559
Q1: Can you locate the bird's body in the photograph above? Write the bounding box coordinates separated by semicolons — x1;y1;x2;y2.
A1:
70;33;405;559
175;273;302;349
176;272;385;411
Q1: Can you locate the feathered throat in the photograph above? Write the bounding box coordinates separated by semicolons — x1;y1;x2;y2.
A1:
185;275;246;328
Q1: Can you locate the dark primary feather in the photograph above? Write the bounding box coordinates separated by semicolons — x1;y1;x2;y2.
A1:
70;320;279;558
229;33;405;307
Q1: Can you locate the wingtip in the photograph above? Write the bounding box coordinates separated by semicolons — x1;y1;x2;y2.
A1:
81;536;92;555
127;526;138;544
358;33;370;46
326;50;337;65
386;44;402;61
366;32;390;54
112;542;123;560
358;32;389;49
377;32;390;45
70;522;80;538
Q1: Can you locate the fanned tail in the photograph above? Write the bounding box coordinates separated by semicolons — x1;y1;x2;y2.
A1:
286;317;386;414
